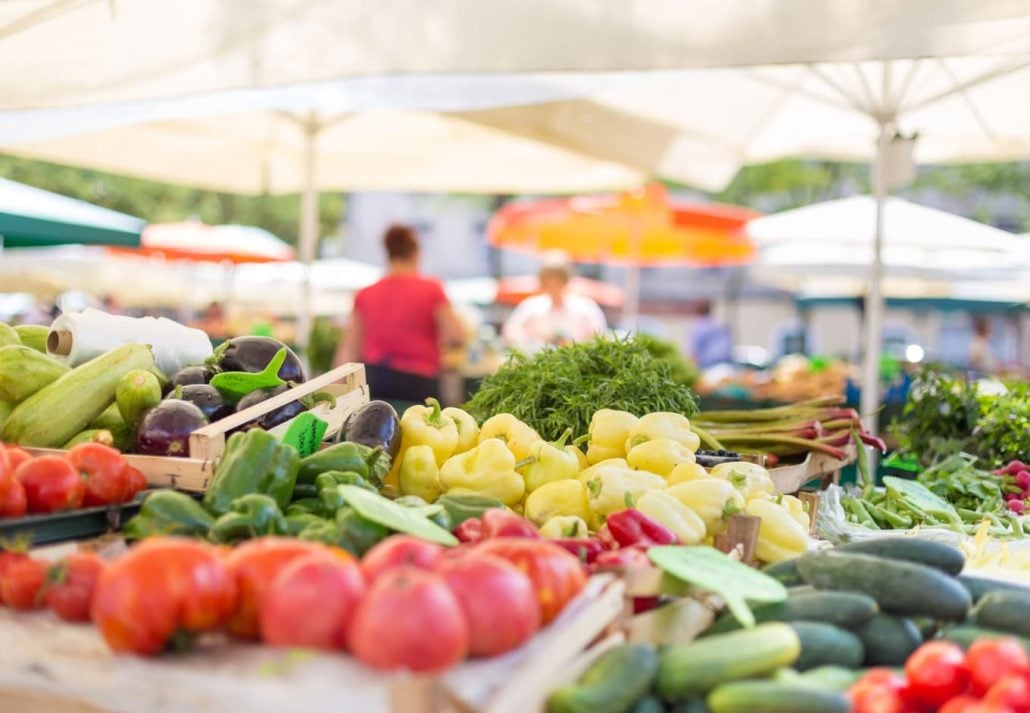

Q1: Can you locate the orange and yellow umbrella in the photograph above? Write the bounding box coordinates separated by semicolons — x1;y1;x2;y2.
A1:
488;184;758;267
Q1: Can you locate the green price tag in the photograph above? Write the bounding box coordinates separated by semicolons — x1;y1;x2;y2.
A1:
281;412;328;457
210;348;287;399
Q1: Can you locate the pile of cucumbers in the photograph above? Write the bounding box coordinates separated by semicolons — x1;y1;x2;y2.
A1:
550;537;1030;713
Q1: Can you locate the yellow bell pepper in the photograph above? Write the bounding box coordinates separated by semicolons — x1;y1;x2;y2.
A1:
626;438;696;477
578;459;667;517
384;397;459;491
625;412;701;453
478;413;541;461
709;461;775;500
635;490;705;545
398;444;442;502
567;444;589;471
439;438;525;506
442;406;480;454
779;494;811;531
585;409;638;464
666;479;745;535
746;498;808;564
667;462;711;485
524;479;591;526
539;515;589;539
522;429;582;493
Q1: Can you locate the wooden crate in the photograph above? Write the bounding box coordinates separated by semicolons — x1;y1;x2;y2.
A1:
769;443;856;494
28;363;369;493
0;574;624;713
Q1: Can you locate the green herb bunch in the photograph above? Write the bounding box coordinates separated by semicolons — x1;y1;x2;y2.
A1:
466;334;699;441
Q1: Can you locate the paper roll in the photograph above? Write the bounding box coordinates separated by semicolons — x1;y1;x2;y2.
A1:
48;308;213;377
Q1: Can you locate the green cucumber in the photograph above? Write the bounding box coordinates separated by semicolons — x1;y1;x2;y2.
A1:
657;623;800;700
836;537;965;575
0;323;19;347
959;575;1030;603
629;696;665;713
13;325;48;353
88;403;134;450
940;625;1030;655
797;550;970;621
62;429;114;449
89;403;124;431
0;345;70;403
798;666;863;693
762;558;805;587
706;590;877;635
547;644;659;713
0;400;12;431
852;614;922;666
707;681;851;713
2;343;155;447
789;621;864;671
116;368;162;429
971;590;1030;638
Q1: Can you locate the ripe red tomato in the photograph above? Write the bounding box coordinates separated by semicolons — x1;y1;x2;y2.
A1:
906;641;970;709
440;551;540;657
66;443;133;506
849;668;908;713
349;565;469;672
360;535;444;583
260;551;365;650
4;447;32;472
480;509;540;539
91;537;238;655
125;466;148;497
44;551;106;622
0;557;47;609
985;674;1030;713
475;538;586;624
0;469;26;517
224;537;329;639
16;455;84;513
966;638;1030;695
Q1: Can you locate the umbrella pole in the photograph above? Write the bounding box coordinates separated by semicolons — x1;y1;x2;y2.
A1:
621;213;644;330
296;113;320;361
860;122;890;435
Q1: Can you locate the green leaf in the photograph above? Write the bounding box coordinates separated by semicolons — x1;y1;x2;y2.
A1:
883;476;960;520
337;485;458;546
647;545;787;628
210;347;288;398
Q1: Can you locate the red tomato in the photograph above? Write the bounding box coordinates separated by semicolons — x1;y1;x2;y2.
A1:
91;537;238;655
440;552;540;657
906;641;970;709
124;466;148;497
480;509;540;539
260;551;365;650
849;668;908;713
475;538;586;624
360;535;444;583
44;551;106;622
224;537;329;639
939;696;1015;713
349;565;468;672
0;558;47;609
16;455;84;513
985;674;1030;713
0;469;26;517
66;443;131;507
4;447;32;473
966;638;1030;695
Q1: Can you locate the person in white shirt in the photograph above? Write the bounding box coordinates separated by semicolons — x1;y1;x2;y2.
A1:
502;252;607;351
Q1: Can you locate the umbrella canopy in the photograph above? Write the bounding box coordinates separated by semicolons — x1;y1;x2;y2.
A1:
0;177;143;248
113;221;294;263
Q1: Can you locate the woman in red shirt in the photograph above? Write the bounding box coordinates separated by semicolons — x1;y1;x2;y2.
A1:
334;224;465;402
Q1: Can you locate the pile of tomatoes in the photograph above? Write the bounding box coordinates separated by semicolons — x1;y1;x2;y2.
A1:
0;442;147;517
850;638;1030;713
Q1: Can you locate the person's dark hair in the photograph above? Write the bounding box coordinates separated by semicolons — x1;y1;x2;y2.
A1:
383;223;419;261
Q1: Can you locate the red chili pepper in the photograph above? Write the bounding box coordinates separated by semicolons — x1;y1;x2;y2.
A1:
548;538;606;564
605;509;677;548
858;432;888;453
454;518;484;544
595;523;618;550
592;546;652;569
480;509;540;540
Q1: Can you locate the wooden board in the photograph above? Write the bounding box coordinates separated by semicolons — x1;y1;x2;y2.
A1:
770;443;856;494
0;575;622;713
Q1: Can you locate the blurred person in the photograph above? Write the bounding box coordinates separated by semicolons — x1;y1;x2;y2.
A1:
969;316;996;373
195;301;227;337
502;251;606;351
334;224;465;402
100;294;122;315
687;301;732;368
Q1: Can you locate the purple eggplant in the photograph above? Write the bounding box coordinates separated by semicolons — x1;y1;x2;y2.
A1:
236;384;307;430
217;337;305;383
136;400;209;457
170;384;234;423
341;400;401;458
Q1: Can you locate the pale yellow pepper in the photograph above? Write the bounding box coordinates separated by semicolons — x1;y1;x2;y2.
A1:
539;515;590;539
384;398;459;491
625;412;701;453
635;490;705;545
585;409;638;464
626;438;696;478
578;459;667;517
442;406;480;454
439;438;526;506
746;498;808;564
780;494;811;531
710;461;775;500
478;413;541;461
521;429;582;493
524;479;591;526
667;479;745;535
398;444;442;502
667;462;711;485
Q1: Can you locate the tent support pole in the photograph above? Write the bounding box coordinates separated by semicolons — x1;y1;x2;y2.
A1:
860;122;890;435
296;113;320;358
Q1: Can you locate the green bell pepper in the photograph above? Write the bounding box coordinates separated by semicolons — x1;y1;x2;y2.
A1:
210;493;288;543
315;470;376;493
286;498;325;517
122;490;215;540
291;483;318;500
297;506;388;556
436;493;506;526
203;430;300;515
283;512;326;537
296;442;376;486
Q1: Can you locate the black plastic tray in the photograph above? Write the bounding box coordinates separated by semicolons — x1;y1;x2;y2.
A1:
0;491;153;547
